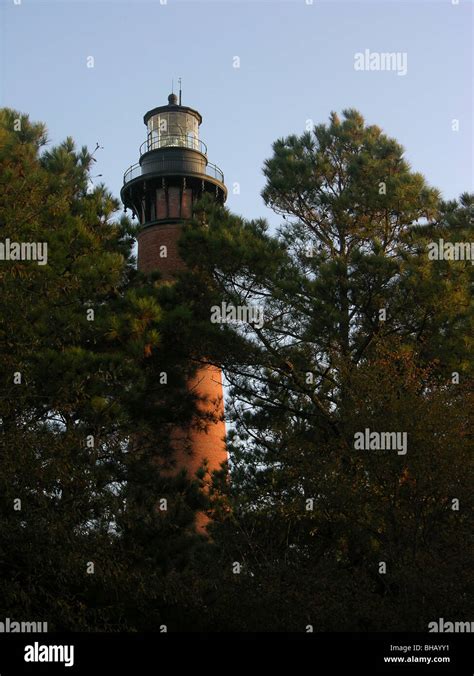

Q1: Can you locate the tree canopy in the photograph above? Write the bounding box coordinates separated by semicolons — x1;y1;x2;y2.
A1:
0;107;472;631
175;109;473;630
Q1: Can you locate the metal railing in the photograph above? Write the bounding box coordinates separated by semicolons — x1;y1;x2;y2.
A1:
123;158;224;185
140;134;207;156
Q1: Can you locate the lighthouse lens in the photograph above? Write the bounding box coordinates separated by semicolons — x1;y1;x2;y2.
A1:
147;112;199;151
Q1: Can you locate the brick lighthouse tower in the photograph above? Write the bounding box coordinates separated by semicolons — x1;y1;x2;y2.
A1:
121;91;228;530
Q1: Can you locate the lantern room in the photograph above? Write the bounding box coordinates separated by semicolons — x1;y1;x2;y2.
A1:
121;92;226;228
143;93;203;153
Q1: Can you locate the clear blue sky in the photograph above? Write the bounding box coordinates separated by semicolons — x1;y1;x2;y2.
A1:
1;0;472;230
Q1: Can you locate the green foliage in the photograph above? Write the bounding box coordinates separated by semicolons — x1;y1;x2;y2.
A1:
1;106;471;632
0;109;206;630
176;111;473;630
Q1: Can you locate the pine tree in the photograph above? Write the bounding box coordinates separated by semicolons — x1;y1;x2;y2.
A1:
174;110;473;630
0;109;208;630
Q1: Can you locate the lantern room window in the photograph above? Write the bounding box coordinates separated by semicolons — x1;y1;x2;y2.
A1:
147;111;199;151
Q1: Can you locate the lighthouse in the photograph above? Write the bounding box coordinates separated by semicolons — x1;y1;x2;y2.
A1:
121;92;228;530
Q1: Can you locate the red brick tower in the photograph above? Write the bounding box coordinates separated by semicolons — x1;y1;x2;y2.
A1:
121;93;228;530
